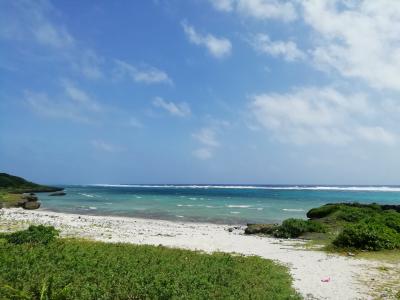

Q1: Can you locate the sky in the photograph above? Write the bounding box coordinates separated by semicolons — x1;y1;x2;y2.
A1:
1;0;400;185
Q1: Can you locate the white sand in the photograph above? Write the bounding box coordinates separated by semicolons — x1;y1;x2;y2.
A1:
0;208;393;300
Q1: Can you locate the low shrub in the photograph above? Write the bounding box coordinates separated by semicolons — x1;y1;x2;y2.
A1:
379;211;400;233
306;202;385;220
3;225;59;245
335;206;377;222
273;218;327;238
333;222;400;251
306;204;340;219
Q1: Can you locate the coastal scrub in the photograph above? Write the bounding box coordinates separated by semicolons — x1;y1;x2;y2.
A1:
0;228;300;299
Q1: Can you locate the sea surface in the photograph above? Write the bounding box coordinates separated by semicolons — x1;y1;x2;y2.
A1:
38;185;400;224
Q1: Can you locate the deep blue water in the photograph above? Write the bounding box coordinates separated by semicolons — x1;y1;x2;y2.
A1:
37;185;400;224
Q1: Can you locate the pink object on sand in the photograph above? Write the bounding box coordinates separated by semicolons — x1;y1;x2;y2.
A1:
321;277;331;282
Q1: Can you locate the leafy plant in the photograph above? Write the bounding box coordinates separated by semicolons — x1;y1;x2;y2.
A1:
3;225;59;245
306;204;340;219
273;218;327;238
333;222;400;251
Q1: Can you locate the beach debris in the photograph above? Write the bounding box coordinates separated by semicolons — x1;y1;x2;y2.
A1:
347;252;355;256
321;277;330;283
228;227;234;232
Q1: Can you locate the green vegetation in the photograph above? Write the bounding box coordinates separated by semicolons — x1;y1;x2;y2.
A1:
273;219;327;239
0;172;62;209
246;203;400;251
0;225;59;245
245;219;326;239
0;172;61;193
0;226;300;300
0;192;21;203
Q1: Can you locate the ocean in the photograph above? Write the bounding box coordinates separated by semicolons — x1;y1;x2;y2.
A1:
37;185;400;224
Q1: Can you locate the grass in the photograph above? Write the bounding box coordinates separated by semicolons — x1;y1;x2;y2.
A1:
0;226;300;300
0;192;21;203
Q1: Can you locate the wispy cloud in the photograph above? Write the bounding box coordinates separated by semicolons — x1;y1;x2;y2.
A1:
209;0;234;12
0;0;74;49
192;128;220;147
250;33;305;62
237;0;297;22
91;140;124;153
193;148;213;160
152;97;191;117
25;91;92;123
61;79;102;112
192;127;220;160
182;21;232;59
114;59;172;85
127;117;144;128
0;0;103;80
209;0;297;22
75;49;104;80
25;80;103;123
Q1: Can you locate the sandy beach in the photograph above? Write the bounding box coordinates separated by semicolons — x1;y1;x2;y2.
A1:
0;208;397;300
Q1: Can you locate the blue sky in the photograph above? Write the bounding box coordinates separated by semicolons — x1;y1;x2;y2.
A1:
1;0;400;185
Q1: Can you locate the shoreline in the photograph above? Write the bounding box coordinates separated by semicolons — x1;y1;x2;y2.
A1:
37;207;261;226
0;207;394;299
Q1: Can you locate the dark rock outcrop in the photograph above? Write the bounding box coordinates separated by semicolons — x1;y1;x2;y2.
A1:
244;223;279;235
23;201;41;209
49;191;66;196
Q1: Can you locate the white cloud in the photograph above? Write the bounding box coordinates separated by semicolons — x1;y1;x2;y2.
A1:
251;33;305;61
33;22;74;49
192;128;220;160
192;128;220;147
237;0;297;22
356;126;396;145
127;117;143;128
193;148;213;160
0;1;104;80
25;91;91;123
208;0;297;22
250;87;397;146
61;80;101;112
182;22;232;59
25;80;102;123
0;1;74;49
77;50;104;80
114;60;172;85
152;97;191;117
302;0;400;91
91;140;124;153
209;0;235;12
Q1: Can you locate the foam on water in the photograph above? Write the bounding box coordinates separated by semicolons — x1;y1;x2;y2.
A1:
89;184;400;192
79;193;95;198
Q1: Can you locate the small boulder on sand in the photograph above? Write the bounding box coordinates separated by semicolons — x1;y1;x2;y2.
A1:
23;201;41;210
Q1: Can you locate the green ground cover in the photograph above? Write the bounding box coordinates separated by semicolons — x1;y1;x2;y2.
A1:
0;226;300;300
246;203;400;251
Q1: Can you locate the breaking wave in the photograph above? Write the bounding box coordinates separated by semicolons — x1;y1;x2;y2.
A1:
89;184;400;192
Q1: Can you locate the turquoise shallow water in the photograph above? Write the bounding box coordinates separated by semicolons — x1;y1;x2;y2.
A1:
37;185;400;224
